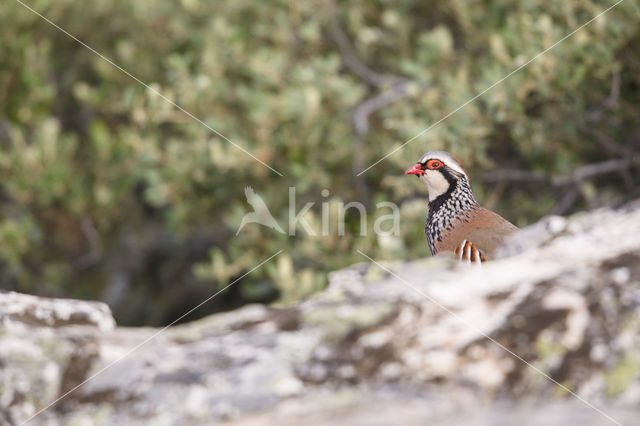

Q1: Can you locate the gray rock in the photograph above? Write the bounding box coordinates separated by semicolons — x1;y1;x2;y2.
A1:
2;200;640;425
0;291;115;331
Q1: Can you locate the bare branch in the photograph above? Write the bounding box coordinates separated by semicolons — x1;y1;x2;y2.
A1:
352;83;411;136
481;157;638;187
326;18;406;88
323;10;424;206
328;22;385;87
553;187;581;215
603;69;621;108
481;169;547;183
564;158;633;184
323;8;421;136
75;216;103;269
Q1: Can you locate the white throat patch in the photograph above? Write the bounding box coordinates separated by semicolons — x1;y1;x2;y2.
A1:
418;170;450;201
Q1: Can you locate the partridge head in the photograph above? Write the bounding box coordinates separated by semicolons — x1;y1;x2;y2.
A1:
405;150;518;262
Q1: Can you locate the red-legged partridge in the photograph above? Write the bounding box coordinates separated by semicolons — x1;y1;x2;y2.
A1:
406;150;518;262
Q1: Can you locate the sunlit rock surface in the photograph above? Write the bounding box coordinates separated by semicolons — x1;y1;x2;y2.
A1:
1;200;640;426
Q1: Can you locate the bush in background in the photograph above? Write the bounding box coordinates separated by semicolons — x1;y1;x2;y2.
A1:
1;0;639;325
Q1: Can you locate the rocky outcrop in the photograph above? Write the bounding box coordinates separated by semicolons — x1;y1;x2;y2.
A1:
2;201;640;426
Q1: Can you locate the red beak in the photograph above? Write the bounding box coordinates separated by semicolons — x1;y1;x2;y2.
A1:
405;163;425;175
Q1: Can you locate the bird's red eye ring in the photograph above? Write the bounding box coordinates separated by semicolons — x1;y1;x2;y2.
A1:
426;160;443;170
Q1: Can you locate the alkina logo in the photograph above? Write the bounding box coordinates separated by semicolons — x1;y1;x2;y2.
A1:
236;187;400;237
236;187;286;235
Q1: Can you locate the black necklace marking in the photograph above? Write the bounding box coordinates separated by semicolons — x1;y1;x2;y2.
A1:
424;168;478;255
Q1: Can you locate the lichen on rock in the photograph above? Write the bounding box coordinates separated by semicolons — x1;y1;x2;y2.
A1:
2;200;640;425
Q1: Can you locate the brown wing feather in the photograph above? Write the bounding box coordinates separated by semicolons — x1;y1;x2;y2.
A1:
437;206;518;260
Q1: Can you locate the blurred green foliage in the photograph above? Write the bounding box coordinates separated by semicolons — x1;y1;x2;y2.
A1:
1;0;639;325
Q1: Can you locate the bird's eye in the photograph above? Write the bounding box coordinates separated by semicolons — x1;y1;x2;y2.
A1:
427;160;442;169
